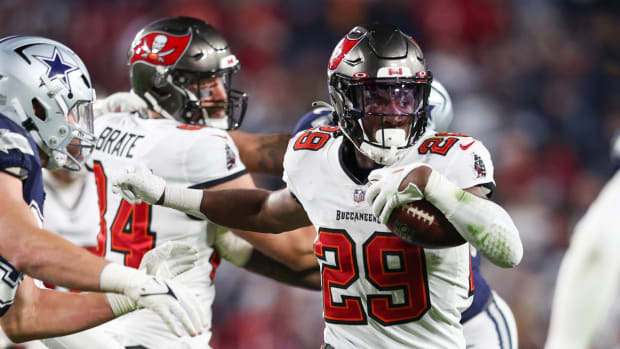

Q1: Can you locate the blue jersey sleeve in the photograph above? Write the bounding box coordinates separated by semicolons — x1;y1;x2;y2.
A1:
0;115;40;181
0;114;43;317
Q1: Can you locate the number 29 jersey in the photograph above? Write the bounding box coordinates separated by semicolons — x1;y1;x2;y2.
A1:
282;127;496;349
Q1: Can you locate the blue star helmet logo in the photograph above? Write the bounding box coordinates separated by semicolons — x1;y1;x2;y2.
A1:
33;47;79;91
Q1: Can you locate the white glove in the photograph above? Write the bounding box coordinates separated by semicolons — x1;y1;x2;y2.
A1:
111;165;205;218
101;264;207;337
130;277;206;337
366;163;429;224
139;241;199;280
214;229;253;267
111;165;166;205
93;91;148;117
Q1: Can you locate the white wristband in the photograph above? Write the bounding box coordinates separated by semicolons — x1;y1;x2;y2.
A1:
214;230;254;267
163;186;205;219
424;170;523;268
106;293;136;317
99;263;148;293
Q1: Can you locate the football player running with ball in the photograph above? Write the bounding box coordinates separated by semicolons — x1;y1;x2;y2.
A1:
113;24;523;348
293;79;518;348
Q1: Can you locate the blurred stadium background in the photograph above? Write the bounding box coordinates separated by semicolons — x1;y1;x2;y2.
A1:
2;0;619;348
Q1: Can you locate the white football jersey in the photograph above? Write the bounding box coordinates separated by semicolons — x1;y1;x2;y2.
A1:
283;127;495;349
91;113;246;348
42;170;100;248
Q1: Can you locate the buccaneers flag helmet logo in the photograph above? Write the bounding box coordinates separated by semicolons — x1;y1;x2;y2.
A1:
129;31;192;66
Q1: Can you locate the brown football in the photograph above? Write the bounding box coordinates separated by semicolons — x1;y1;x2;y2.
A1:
386;199;466;248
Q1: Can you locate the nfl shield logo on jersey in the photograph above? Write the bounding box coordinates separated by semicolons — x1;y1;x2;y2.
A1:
353;188;365;203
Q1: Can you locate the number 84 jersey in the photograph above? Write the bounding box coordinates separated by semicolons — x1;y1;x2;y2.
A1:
91;114;247;339
282;127;494;349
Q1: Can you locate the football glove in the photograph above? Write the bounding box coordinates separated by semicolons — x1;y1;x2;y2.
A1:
111;165;205;218
100;263;206;337
111;165;166;205
139;241;199;280
366;163;429;224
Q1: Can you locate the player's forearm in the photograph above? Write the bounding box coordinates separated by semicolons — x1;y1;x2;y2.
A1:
1;282;114;343
423;170;523;268
237;226;319;272
199;188;289;233
160;186;302;234
7;226;151;297
7;226;107;291
243;250;321;290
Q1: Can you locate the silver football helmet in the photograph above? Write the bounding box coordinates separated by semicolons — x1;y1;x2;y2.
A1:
128;17;247;130
328;24;433;165
0;36;95;170
427;80;453;132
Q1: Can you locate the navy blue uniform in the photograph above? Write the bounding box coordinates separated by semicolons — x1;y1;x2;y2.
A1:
293;108;492;324
0;113;46;316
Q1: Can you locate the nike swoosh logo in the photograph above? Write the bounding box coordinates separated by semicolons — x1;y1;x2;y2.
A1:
140;281;178;300
460;140;475;150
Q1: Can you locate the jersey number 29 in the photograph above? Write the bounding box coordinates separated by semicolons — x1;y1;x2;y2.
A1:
315;228;430;326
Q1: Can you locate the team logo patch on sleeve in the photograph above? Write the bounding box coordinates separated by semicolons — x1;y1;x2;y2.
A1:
473;154;486;178
225;144;236;170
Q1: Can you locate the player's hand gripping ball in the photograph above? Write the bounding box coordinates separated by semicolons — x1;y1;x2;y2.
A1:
367;164;465;248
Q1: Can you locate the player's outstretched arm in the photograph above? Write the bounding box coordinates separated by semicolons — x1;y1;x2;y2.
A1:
368;164;523;268
212;228;320;290
208;173;318;272
545;171;620;349
0;171;109;290
0;172;207;337
112;165;311;234
22;242;202;347
1;241;205;343
234;226;319;272
243;250;321;290
0;277;116;343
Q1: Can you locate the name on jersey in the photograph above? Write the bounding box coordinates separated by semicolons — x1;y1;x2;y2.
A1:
96;127;144;158
336;210;379;223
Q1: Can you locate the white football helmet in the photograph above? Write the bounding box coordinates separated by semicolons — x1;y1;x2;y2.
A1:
427;80;453;132
0;36;95;170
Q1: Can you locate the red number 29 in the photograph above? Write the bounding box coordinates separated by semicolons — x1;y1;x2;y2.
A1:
293;126;339;151
92;160;155;268
315;228;430;326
